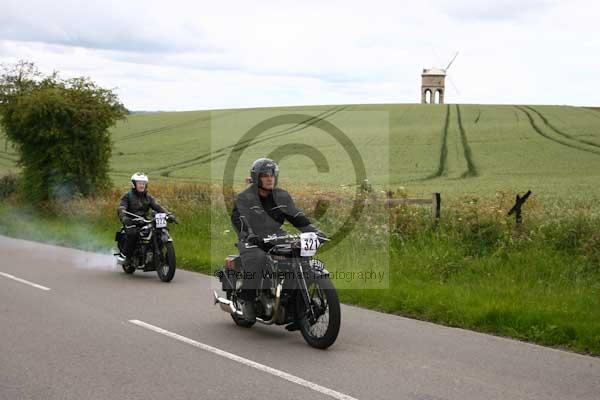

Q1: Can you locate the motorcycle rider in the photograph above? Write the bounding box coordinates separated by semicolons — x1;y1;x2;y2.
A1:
116;172;175;264
231;158;325;323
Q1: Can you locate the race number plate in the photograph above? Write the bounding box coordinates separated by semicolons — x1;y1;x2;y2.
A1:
300;232;319;257
155;213;167;228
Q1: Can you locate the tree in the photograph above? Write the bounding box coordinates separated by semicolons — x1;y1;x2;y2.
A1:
0;61;127;202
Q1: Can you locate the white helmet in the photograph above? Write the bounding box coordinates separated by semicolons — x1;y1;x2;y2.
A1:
131;172;149;189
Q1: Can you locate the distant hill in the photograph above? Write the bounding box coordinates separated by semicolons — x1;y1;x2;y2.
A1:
2;104;600;201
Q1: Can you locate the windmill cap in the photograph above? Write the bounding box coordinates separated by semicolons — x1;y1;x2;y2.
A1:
422;67;446;75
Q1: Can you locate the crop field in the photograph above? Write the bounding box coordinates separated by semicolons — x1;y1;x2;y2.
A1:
2;104;600;354
1;104;600;204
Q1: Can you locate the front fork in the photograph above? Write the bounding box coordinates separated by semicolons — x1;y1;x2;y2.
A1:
153;228;172;261
296;260;318;324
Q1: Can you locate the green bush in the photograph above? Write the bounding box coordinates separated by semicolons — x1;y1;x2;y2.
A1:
0;173;18;199
0;61;127;202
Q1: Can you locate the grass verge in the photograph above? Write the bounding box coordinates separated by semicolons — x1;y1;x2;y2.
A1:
1;183;599;355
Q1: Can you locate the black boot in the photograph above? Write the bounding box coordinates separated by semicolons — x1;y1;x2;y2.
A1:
285;321;300;331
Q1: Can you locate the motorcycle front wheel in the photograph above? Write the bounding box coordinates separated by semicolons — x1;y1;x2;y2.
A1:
298;277;341;349
156;242;176;282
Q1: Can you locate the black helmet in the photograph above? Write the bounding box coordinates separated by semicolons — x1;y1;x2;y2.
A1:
250;158;279;188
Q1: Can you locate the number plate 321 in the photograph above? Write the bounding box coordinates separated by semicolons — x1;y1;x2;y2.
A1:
300;232;320;257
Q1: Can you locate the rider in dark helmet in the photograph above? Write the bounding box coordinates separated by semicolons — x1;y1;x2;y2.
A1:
231;158;325;323
116;172;176;265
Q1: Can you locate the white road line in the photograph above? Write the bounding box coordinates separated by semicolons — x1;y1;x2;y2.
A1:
129;319;358;400
0;272;51;291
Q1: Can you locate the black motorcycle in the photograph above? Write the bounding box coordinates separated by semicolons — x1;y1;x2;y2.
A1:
114;210;178;282
213;232;341;349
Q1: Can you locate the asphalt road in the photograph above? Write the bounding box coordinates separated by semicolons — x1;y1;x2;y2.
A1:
1;235;599;400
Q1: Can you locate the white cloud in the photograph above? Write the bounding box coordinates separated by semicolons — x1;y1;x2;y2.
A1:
434;0;556;22
0;0;598;110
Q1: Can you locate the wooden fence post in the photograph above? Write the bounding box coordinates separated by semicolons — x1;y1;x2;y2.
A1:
507;190;531;225
432;192;441;222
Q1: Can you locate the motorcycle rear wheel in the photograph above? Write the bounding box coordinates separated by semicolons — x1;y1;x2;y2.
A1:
227;291;255;328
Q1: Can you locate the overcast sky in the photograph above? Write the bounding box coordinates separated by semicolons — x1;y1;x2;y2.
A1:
0;0;597;110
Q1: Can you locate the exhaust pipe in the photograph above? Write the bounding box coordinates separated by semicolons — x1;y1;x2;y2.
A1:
114;253;125;265
213;282;283;323
256;283;283;325
213;291;242;315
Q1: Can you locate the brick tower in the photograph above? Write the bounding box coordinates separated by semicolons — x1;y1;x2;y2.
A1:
421;68;445;104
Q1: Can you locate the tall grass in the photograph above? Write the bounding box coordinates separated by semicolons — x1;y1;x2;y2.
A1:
0;182;599;355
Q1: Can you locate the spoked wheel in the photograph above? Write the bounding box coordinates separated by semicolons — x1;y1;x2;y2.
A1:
227;291;255;328
299;277;341;349
156;242;176;282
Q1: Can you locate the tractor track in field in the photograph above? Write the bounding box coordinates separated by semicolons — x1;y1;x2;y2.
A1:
113;105;348;177
422;104;450;180
525;106;600;150
456;105;478;178
148;106;344;172
115;116;210;143
516;106;600;156
155;105;349;177
474;107;482;124
115;110;239;143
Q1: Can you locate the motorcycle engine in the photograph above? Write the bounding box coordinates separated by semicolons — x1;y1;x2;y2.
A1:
259;292;274;318
139;226;152;242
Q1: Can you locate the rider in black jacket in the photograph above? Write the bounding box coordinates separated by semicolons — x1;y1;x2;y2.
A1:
231;158;324;322
117;172;173;264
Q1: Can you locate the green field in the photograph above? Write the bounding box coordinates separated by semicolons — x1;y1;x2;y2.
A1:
3;103;599;202
2;103;600;354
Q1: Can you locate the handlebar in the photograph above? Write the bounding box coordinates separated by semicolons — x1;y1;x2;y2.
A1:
122;210;178;225
262;233;330;244
262;234;299;244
